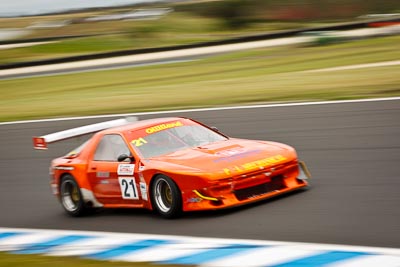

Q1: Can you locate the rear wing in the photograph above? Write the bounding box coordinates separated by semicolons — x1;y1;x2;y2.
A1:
33;116;137;150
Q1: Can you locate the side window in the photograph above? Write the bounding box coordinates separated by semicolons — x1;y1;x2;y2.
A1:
93;134;130;161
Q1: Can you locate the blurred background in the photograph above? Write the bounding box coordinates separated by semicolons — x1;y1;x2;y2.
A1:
1;0;400;63
0;0;399;120
0;0;400;121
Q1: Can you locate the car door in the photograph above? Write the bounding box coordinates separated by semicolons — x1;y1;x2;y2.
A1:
87;134;141;205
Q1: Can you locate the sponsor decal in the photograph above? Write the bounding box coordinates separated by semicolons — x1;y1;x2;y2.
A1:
50;184;58;195
139;182;148;201
188;197;202;203
66;150;77;156
131;137;148;147
100;180;109;184
53;166;74;171
118;177;139;200
118;164;134;175
138;172;145;181
223;154;287;175
96;172;110;178
215;148;244;157
248;193;269;199
213;149;262;163
145;121;183;134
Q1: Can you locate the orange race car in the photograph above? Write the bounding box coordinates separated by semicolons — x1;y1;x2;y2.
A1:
33;117;311;218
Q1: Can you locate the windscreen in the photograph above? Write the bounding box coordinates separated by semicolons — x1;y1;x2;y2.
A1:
129;120;227;158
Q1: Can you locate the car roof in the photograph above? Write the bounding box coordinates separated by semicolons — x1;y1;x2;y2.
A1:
99;117;188;135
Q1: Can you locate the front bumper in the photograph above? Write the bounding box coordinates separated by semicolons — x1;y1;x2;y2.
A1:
183;161;310;211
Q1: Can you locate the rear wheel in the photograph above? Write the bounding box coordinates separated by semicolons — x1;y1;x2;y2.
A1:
151;175;182;219
60;175;88;217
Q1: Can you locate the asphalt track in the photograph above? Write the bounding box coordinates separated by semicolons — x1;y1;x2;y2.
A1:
0;99;399;249
0;57;198;80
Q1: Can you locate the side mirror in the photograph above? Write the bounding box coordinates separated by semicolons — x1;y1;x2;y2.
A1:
117;154;135;163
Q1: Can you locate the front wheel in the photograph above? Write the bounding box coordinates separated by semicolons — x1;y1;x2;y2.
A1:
151;175;182;219
60;175;88;217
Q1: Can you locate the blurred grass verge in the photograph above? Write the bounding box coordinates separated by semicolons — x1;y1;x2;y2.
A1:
0;35;399;122
0;252;187;267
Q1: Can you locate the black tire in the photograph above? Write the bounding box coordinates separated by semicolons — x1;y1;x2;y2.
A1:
151;175;182;219
59;175;88;217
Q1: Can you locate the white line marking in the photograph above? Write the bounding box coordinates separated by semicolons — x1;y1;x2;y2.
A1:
0;41;56;50
1;97;400;126
0;59;195;81
305;60;400;73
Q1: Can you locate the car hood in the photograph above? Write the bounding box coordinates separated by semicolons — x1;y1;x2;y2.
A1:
145;138;297;179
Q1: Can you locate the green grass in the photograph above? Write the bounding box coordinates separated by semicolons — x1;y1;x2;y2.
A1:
0;252;188;267
1;35;399;122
